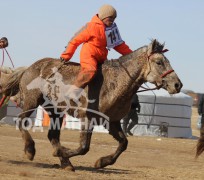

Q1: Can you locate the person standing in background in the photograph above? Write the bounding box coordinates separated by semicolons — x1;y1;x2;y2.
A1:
122;94;140;136
198;94;204;136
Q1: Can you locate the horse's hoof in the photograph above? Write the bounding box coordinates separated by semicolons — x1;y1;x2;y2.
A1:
94;159;103;169
25;145;36;161
94;156;115;169
63;165;75;172
24;140;36;161
25;149;35;161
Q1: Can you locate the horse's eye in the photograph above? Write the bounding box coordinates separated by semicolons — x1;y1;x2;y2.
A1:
156;60;162;65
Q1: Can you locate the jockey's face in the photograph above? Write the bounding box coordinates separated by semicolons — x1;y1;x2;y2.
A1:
102;16;116;27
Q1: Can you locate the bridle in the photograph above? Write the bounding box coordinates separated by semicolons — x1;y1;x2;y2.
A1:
147;49;174;78
118;48;174;93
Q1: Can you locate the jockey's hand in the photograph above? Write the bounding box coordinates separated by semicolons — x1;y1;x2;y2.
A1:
0;37;8;48
60;57;69;64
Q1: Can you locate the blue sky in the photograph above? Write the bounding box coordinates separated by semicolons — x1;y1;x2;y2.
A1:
1;0;204;93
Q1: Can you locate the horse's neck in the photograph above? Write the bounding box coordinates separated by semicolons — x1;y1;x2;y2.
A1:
102;49;148;104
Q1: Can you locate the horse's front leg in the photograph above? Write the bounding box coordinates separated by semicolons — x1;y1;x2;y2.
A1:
95;121;128;168
56;118;93;158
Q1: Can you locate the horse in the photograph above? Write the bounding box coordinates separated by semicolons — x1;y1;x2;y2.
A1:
0;39;182;171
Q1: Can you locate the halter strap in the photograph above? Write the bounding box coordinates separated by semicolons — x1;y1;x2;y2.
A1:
147;49;174;79
161;69;174;78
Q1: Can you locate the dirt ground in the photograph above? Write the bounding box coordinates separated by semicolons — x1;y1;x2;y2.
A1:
0;107;204;180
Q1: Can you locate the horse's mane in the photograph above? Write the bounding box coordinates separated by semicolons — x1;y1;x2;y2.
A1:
103;39;165;68
103;45;148;68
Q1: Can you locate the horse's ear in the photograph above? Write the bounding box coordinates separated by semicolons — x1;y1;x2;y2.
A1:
147;39;157;56
147;39;166;55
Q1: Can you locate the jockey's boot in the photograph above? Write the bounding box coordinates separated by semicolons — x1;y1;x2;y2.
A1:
67;85;83;101
74;69;96;89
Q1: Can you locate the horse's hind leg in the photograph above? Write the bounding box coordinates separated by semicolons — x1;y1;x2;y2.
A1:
47;110;75;171
18;110;36;161
18;94;43;161
94;121;128;168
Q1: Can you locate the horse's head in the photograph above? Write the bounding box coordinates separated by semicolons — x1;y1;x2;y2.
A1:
144;39;182;94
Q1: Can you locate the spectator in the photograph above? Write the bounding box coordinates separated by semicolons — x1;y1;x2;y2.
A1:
122;94;140;136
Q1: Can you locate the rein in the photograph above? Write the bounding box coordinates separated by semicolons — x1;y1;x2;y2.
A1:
1;48;14;68
137;85;162;93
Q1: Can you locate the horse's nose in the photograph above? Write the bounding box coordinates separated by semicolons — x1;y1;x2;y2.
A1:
175;81;183;92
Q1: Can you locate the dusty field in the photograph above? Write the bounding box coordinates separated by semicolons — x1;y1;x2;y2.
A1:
0;107;204;180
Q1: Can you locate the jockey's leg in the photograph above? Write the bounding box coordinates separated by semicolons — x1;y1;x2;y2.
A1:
67;57;97;100
67;69;96;100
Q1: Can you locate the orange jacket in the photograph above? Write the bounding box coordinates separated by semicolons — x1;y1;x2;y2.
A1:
61;15;132;63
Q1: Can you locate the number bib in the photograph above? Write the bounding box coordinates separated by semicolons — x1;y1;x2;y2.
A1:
105;23;124;49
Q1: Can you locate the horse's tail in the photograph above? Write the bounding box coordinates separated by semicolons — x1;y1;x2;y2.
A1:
196;135;204;158
3;66;27;95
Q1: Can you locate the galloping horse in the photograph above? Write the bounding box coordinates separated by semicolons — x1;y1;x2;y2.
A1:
0;39;182;171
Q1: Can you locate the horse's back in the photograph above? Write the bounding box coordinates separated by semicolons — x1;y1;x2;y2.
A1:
20;58;81;87
31;58;80;69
